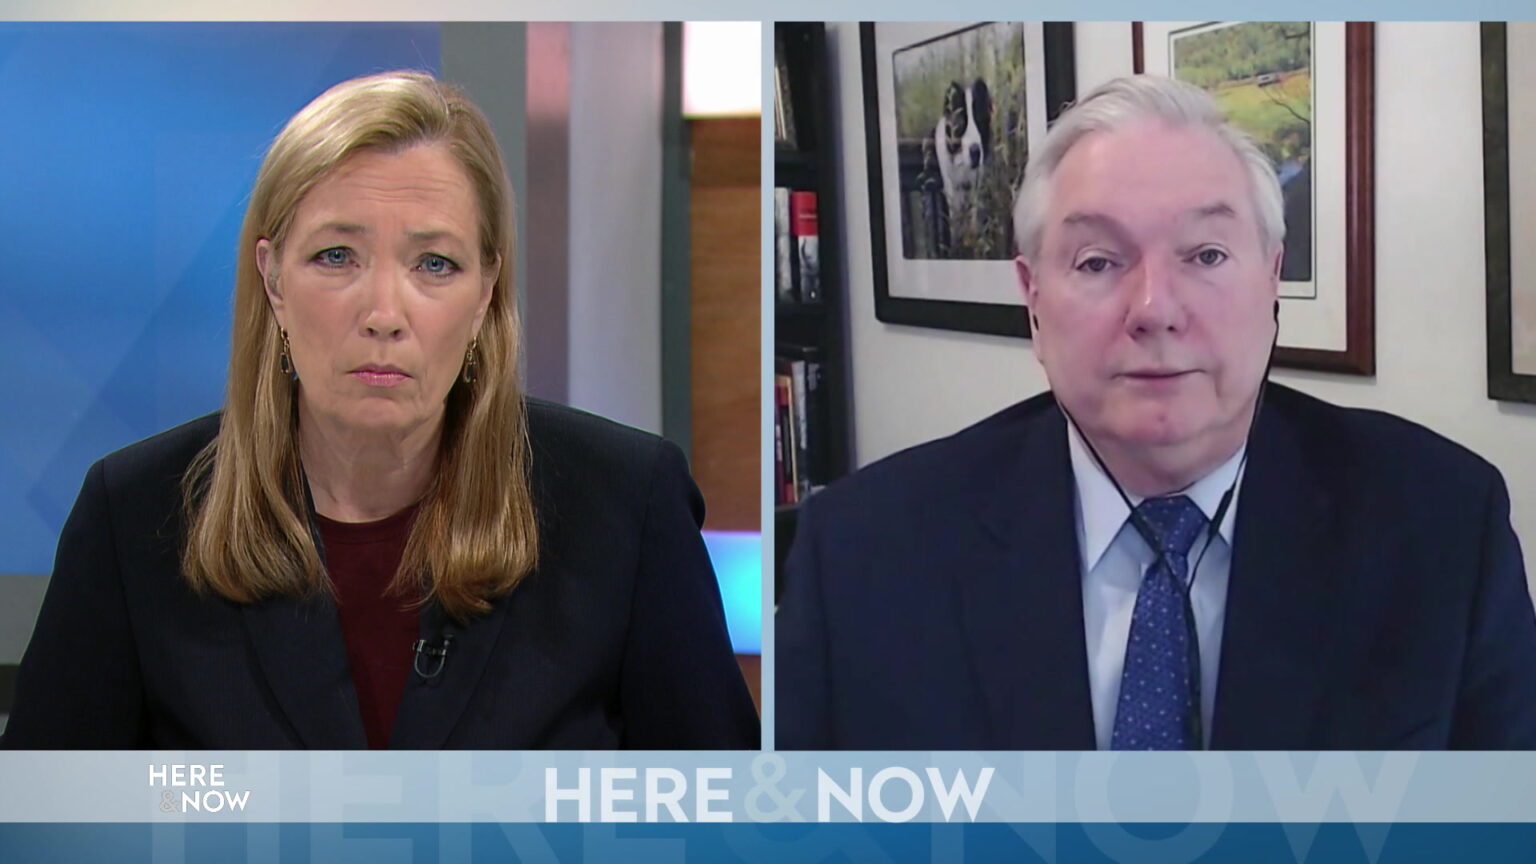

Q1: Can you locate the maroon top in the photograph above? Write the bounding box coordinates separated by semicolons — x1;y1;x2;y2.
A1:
315;503;420;750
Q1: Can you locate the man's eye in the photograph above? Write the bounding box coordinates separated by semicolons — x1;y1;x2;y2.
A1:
1075;256;1113;274
315;247;353;267
418;254;460;276
1193;247;1228;267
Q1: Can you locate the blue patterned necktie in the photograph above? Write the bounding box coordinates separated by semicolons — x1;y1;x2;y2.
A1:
1111;495;1208;750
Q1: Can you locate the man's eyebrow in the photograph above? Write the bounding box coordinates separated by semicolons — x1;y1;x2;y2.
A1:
1187;202;1239;221
1060;211;1118;229
1057;212;1134;245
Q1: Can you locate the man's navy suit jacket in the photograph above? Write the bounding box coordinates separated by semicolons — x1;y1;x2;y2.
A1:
777;384;1536;749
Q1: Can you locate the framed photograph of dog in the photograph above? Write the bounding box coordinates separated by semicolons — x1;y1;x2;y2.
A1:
1483;22;1536;403
861;22;1076;338
1135;21;1376;376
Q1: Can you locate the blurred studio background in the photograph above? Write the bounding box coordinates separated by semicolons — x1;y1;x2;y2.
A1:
0;21;764;729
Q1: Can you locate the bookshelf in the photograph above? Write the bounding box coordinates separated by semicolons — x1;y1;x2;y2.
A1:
773;22;854;602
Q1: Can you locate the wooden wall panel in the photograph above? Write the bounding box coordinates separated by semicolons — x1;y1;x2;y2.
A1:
689;117;761;532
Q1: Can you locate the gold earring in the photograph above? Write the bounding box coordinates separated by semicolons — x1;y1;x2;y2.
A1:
278;329;298;380
462;337;479;384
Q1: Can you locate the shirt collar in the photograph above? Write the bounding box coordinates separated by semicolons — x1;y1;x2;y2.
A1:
1067;419;1246;573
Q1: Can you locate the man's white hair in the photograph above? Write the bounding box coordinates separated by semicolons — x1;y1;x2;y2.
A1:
1012;74;1285;262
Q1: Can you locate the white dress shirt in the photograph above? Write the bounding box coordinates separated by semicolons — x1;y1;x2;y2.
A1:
1067;424;1247;750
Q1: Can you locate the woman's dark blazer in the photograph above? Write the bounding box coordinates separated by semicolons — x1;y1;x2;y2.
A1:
1;400;759;749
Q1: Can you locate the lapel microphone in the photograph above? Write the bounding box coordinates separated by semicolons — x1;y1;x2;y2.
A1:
412;634;454;679
413;602;457;680
299;464;457;682
1047;298;1278;748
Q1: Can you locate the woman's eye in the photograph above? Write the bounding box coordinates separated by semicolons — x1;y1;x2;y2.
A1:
315;247;353;267
1193;247;1228;267
419;254;460;276
1075;256;1113;274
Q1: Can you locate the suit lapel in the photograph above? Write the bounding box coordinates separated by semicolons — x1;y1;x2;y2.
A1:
955;403;1097;749
241;592;368;748
389;594;514;749
1210;392;1337;749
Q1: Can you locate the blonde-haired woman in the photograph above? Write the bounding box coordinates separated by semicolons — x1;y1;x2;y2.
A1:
3;71;758;749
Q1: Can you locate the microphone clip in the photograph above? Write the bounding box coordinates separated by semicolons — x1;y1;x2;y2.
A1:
412;634;454;679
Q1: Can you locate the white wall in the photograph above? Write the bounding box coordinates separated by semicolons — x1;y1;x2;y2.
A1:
828;22;1536;575
567;23;664;434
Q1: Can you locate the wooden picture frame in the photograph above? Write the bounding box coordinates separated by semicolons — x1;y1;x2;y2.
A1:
1134;21;1376;376
1483;22;1536;403
861;21;1076;338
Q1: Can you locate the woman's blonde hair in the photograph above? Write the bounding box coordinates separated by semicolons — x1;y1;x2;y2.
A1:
182;70;537;620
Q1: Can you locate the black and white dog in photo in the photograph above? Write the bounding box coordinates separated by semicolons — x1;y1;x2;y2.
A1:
934;78;992;220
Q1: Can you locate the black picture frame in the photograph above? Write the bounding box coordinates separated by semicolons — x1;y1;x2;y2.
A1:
862;22;1076;338
1483;22;1536;403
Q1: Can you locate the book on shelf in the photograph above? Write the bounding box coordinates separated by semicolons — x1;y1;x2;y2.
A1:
789;190;820;303
773;30;797;149
775;374;799;505
774;187;794;302
774;344;833;505
773;380;786;506
775;358;809;503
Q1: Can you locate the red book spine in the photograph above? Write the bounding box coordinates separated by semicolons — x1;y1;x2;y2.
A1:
776;376;796;504
790;191;821;302
790;190;818;235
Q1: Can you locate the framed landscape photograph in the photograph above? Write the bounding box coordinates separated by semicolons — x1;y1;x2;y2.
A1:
861;21;1075;337
1135;21;1376;375
1484;22;1536;404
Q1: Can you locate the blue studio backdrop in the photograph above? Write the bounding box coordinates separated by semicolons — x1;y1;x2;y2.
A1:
0;23;443;576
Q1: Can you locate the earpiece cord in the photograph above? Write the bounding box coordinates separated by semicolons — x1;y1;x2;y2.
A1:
1051;301;1278;748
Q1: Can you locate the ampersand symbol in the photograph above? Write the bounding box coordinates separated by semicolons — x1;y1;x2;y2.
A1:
744;754;805;821
159;790;177;813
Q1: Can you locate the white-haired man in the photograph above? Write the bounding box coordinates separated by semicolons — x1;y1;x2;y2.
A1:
777;75;1536;750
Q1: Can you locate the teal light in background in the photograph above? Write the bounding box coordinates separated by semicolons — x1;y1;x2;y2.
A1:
702;531;761;654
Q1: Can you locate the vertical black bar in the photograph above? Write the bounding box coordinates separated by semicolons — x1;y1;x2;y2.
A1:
660;22;693;456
